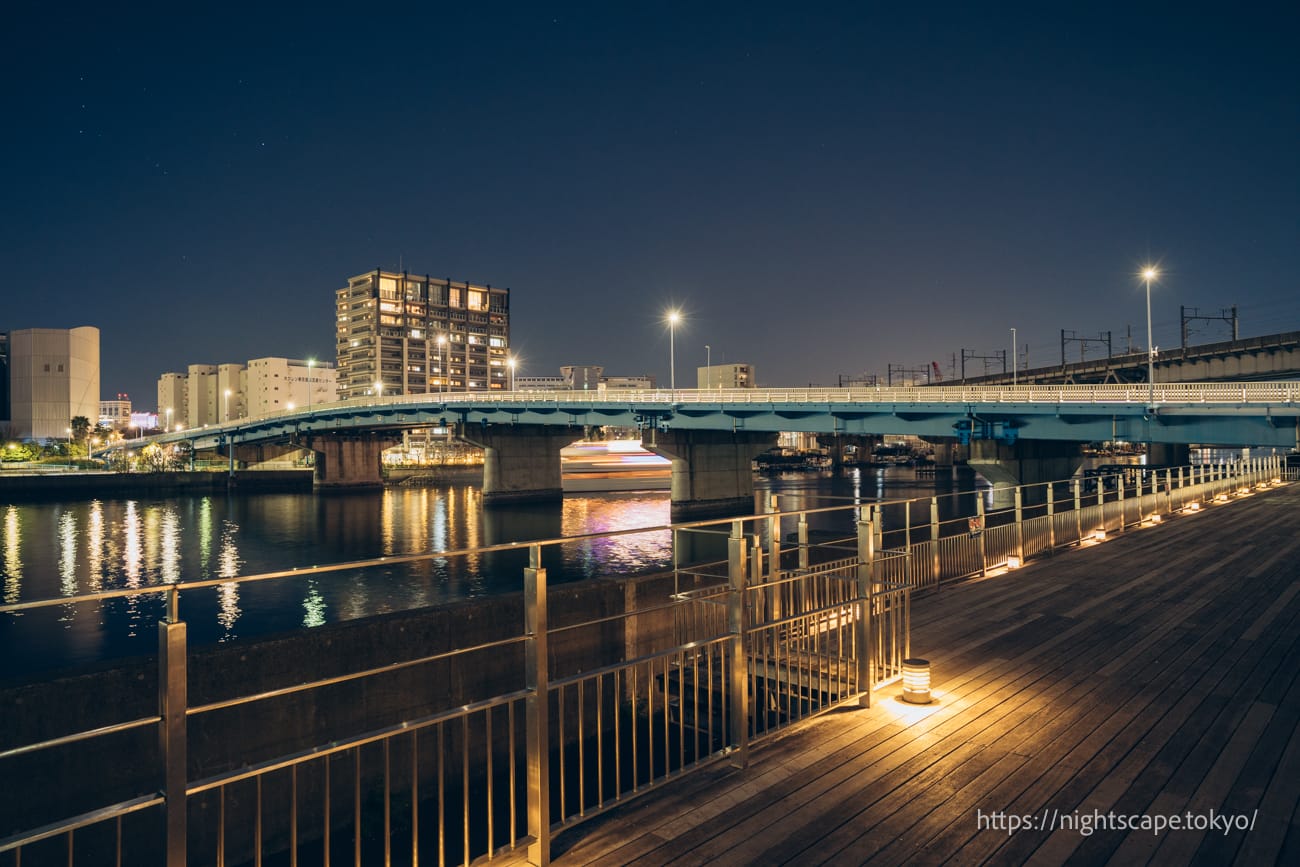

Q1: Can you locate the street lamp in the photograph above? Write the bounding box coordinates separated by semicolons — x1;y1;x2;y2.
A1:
1010;328;1017;385
306;358;315;413
507;355;517;391
437;335;448;396
374;380;384;399
666;309;682;391
1142;266;1159;409
705;344;711;389
224;389;232;422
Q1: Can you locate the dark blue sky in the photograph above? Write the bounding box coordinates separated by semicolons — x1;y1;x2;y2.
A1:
4;3;1297;403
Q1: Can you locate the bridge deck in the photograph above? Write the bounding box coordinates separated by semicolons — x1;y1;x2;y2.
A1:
546;483;1300;866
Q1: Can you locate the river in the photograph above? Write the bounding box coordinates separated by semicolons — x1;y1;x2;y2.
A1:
0;467;989;681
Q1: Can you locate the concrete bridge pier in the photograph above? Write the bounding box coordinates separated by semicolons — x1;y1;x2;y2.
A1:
1148;443;1191;466
310;433;401;488
646;430;778;519
457;423;584;506
968;439;1085;495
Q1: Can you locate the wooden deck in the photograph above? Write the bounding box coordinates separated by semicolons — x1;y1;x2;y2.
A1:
548;482;1300;866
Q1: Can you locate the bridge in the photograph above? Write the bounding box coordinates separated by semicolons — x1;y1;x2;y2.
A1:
140;381;1300;516
958;329;1300;386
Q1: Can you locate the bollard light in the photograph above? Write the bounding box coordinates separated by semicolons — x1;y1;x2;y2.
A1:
1146;514;1162;525
1187;501;1202;512
1006;555;1022;569
902;658;932;704
1092;528;1107;542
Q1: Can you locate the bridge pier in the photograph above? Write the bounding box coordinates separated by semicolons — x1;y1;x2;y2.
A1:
646;430;778;519
457;423;583;506
968;439;1084;490
1147;443;1191;467
310;433;400;488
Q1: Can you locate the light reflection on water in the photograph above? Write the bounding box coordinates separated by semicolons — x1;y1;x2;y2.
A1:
0;468;981;680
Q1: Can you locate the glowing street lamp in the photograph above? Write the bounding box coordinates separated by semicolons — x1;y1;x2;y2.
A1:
374;381;384;398
1142;266;1159;409
1010;327;1017;385
224;388;232;422
306;358;315;413
507;355;517;391
286;402;295;412
436;335;448;395
666;309;682;391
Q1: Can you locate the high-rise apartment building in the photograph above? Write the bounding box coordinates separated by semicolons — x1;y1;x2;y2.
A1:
335;270;510;400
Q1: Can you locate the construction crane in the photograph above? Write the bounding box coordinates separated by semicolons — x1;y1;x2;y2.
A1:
931;361;943;382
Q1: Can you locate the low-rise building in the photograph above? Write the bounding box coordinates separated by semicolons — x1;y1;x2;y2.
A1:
697;363;755;389
4;326;100;440
99;394;132;430
158;357;338;425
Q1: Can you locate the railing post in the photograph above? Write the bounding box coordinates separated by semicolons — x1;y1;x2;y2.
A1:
1117;472;1127;530
766;493;781;575
525;545;550;866
727;521;749;768
1164;469;1173;515
856;519;875;707
159;588;187;867
871;504;884;553
929;497;940;584
1073;479;1082;544
1046;483;1056;550
765;496;782;621
976;496;987;577
797;514;809;572
1013;486;1024;563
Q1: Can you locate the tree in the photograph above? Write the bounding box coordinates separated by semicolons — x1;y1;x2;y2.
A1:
70;416;92;447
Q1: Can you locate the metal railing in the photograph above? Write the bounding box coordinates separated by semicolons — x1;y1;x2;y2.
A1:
0;454;1289;865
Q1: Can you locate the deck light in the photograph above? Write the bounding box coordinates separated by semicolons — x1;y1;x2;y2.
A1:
1006;555;1022;569
1187;501;1201;512
902;658;932;704
1092;528;1107;542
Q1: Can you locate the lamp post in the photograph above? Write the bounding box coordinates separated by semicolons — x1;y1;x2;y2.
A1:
306;358;315;413
1010;328;1016;385
508;355;516;391
705;344;711;389
374;381;384;399
224;389;231;422
437;335;448;396
1142;266;1159;409
165;407;173;432
666;309;682;392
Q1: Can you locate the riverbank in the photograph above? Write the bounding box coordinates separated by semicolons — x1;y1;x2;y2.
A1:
0;469;314;501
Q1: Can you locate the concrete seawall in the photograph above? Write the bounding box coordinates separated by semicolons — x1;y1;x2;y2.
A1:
0;469;314;501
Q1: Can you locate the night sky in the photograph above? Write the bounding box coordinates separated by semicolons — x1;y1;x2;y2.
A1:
4;3;1297;405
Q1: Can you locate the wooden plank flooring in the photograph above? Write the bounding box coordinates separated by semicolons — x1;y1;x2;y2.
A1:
549;482;1300;866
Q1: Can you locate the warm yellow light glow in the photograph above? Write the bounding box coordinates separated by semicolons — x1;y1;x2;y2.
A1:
666;309;682;325
224;389;232;397
1093;528;1107;542
1006;555;1022;569
902;658;931;704
1187;501;1201;511
286;402;295;411
1142;266;1159;281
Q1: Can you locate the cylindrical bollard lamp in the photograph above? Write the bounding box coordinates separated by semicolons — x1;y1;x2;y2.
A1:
902;658;931;704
